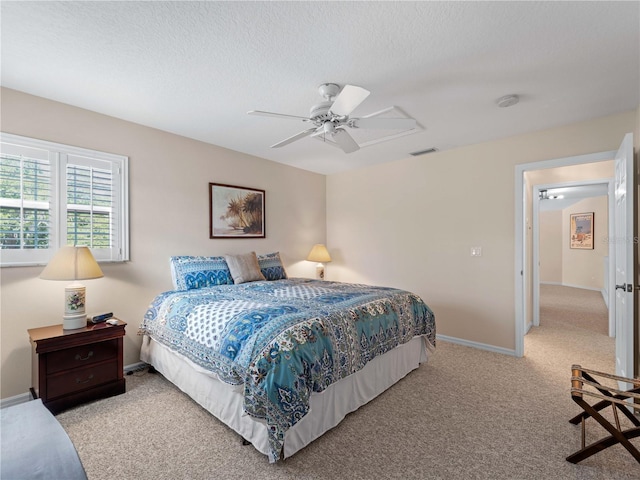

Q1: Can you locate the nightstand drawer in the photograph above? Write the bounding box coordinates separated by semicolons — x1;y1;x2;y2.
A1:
46;339;119;374
47;360;119;399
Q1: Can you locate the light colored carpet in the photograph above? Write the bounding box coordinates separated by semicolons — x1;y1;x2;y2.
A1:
57;285;639;479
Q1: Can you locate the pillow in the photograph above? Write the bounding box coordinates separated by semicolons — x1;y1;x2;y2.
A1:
225;252;266;284
257;252;288;281
170;256;233;290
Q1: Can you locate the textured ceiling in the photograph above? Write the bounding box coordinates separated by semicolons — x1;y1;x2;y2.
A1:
1;1;638;174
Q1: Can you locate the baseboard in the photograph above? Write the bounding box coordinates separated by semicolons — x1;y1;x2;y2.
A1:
124;362;148;374
602;289;609;308
540;281;603;291
436;334;517;357
0;392;33;409
1;362;148;408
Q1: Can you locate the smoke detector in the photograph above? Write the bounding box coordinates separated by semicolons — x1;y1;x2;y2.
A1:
496;94;519;108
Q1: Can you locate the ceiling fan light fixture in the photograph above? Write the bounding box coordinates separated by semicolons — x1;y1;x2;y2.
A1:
323;121;336;135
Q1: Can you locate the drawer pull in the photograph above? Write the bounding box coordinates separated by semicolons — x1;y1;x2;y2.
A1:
76;374;95;384
75;351;94;361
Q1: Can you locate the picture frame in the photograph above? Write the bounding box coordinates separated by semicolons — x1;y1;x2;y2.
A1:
570;212;594;249
209;183;265;238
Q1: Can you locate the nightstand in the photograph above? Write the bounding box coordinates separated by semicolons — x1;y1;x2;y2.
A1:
28;320;126;414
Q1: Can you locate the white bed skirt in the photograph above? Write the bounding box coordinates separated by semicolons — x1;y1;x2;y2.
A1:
140;334;433;460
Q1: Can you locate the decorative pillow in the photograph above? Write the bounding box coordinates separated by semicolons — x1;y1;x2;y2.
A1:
170;256;233;291
257;252;288;281
225;252;266;285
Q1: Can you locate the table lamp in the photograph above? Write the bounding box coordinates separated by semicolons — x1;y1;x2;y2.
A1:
40;246;104;330
306;244;331;280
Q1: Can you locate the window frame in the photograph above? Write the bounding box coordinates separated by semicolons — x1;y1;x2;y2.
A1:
0;132;129;267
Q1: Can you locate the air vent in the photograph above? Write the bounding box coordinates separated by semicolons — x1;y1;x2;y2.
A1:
409;148;438;156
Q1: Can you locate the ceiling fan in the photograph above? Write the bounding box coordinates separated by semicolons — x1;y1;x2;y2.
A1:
247;83;416;154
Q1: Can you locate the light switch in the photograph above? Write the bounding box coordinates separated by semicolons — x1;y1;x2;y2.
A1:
471;246;482;257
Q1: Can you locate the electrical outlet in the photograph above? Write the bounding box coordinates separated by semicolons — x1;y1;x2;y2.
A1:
471;246;482;257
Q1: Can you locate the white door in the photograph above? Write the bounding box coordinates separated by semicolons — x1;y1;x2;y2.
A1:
614;133;635;386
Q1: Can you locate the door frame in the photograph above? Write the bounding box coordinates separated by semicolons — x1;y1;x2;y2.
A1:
514;150;616;357
531;179;615;336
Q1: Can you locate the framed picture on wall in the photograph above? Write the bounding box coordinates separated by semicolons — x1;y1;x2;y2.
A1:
570;212;594;249
209;183;265;238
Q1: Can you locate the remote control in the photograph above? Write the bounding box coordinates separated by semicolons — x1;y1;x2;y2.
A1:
89;312;113;323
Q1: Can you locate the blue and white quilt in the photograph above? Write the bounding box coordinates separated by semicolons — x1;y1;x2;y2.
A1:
140;278;435;462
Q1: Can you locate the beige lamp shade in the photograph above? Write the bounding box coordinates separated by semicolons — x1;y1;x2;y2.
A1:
40;246;104;330
306;244;332;263
40;246;104;281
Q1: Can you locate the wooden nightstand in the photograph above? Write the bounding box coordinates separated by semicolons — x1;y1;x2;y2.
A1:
28;320;127;414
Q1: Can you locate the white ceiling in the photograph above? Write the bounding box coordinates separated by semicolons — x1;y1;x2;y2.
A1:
1;1;638;175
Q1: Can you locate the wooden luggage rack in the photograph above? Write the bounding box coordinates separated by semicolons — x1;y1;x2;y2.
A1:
567;365;640;464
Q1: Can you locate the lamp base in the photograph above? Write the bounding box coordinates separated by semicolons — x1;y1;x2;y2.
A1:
316;264;325;280
64;284;87;329
63;314;87;330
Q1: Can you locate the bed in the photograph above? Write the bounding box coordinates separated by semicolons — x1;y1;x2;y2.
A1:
139;253;436;462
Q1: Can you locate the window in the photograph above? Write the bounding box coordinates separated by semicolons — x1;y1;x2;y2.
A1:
0;133;129;266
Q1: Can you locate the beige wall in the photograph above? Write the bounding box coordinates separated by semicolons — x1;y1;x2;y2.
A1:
540;196;609;290
562;197;609;289
327;110;636;351
539;210;563;283
0;88;326;399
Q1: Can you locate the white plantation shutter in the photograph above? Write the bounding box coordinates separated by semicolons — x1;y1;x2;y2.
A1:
64;154;125;262
0;141;54;265
0;133;128;266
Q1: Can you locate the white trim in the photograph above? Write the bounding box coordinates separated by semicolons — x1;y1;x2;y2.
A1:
0;392;33;409
540;281;606;293
124;362;148;374
558;283;603;292
515;150;616;358
436;334;517;357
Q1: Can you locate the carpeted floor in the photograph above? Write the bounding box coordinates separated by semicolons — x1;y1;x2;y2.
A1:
56;285;639;479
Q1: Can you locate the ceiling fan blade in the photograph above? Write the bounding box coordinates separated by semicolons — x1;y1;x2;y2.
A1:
248;110;310;121
271;127;318;148
332;128;360;153
329;85;370;116
351;117;416;130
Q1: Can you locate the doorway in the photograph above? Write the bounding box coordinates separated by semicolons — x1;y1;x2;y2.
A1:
516;134;635;386
514;150;617;357
531;179;615;336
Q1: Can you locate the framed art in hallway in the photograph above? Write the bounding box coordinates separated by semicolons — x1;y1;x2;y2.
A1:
570;212;594;249
209;183;265;238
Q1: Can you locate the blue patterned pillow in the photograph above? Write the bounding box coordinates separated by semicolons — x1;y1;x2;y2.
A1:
257;252;288;281
170;256;233;290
